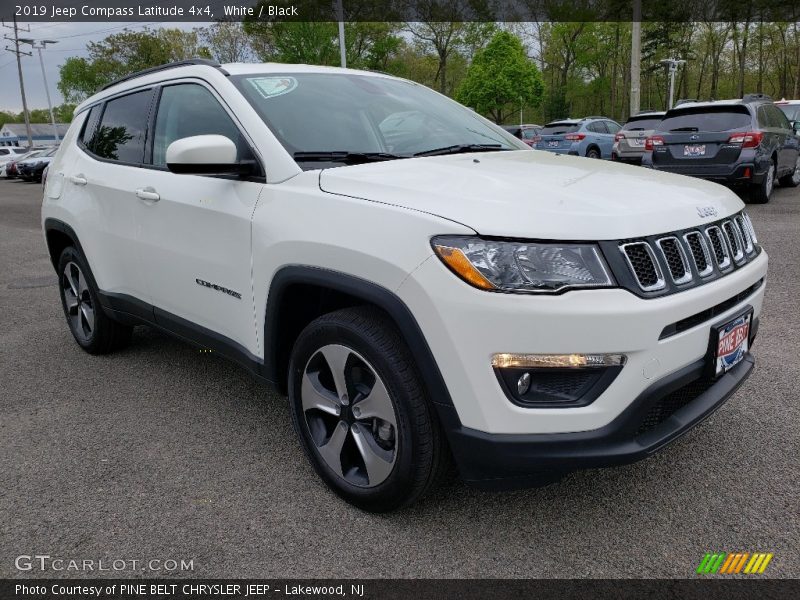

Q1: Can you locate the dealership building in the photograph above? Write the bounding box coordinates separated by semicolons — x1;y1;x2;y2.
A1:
0;123;69;147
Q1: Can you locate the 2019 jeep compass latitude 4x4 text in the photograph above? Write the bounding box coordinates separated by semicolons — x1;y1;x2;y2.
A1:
42;60;768;511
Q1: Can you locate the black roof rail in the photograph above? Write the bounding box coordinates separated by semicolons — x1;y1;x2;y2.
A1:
100;59;228;91
580;115;609;120
742;93;772;103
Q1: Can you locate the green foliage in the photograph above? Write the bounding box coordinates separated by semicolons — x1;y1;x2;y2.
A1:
455;30;544;124
57;28;212;103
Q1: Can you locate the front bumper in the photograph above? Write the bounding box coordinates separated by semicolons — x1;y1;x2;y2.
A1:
437;354;754;489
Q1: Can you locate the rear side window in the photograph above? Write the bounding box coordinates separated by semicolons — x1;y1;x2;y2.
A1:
0;149;8;156
80;105;102;152
623;117;662;130
587;122;607;133
92;89;154;163
658;107;752;132
604;121;621;134
766;105;790;129
151;83;250;167
541;123;579;135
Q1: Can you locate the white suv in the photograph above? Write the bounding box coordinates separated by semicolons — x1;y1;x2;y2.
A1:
43;60;768;511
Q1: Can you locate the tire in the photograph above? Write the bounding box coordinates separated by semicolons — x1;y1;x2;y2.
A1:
778;155;800;188
749;160;775;204
288;306;450;512
57;246;132;354
586;147;601;159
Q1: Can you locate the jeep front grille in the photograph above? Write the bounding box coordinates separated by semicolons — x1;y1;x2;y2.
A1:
612;211;760;296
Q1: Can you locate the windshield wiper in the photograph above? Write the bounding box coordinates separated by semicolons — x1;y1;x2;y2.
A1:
293;151;404;165
413;143;507;157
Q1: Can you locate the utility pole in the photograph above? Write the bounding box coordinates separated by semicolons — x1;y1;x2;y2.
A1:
630;0;641;117
20;38;59;143
336;0;346;68
2;15;33;147
660;58;686;110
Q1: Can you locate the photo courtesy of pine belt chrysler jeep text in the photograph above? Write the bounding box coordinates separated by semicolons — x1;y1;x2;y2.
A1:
41;59;769;512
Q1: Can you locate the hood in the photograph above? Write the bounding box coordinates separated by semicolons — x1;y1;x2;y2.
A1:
318;150;743;240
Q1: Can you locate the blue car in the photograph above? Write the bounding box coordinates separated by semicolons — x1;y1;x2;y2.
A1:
533;117;622;159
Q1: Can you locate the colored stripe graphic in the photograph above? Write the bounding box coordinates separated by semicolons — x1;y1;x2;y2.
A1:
698;552;773;574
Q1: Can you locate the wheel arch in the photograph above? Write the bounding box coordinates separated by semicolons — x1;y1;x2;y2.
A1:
264;266;455;411
586;144;601;157
44;218;83;270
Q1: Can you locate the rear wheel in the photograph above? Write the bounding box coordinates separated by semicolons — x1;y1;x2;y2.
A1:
288;306;449;512
57;246;132;354
777;155;800;188
749;161;775;204
586;147;601;159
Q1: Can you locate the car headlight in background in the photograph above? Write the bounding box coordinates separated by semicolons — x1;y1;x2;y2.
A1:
431;236;615;293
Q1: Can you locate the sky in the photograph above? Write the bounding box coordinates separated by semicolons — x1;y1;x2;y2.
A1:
1;21;203;115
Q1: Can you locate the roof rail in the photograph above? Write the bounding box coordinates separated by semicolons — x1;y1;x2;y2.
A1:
742;93;772;103
100;59;228;91
674;98;698;106
580;115;609;120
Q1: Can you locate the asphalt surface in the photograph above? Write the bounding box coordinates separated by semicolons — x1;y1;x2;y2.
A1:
0;176;798;579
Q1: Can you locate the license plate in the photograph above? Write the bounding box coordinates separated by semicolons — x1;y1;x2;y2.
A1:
547;140;560;147
713;310;751;376
630;138;645;147
684;144;706;156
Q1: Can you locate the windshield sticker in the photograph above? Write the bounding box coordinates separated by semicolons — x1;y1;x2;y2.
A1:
248;77;298;99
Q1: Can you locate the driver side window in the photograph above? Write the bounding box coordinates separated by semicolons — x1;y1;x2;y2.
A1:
151;83;251;167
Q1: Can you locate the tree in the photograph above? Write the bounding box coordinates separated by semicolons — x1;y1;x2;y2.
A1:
200;20;254;63
456;30;544;124
57;28;212;103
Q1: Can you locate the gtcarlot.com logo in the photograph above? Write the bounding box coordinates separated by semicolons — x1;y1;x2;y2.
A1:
696;552;773;575
15;555;194;573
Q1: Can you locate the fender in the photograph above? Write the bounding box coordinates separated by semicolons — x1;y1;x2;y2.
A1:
264;265;456;409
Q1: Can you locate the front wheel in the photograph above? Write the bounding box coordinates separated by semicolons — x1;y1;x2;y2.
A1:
778;155;800;188
749;161;775;204
288;307;450;512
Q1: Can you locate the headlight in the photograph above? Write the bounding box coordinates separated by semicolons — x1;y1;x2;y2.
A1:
431;236;615;293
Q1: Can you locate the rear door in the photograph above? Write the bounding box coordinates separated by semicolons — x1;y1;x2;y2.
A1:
652;106;753;168
764;104;799;174
65;89;156;306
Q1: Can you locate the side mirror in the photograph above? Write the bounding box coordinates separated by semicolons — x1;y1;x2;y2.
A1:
792;121;800;134
166;135;253;176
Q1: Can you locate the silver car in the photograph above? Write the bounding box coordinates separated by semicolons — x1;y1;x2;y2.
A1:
612;111;665;164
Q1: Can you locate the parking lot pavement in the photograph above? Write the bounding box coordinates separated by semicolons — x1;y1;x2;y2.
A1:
0;176;798;579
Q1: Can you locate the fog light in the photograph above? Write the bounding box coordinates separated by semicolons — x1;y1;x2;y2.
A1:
517;372;531;395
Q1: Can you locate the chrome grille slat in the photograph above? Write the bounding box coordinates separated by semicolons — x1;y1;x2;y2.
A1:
656;236;692;284
735;215;754;254
683;231;713;277
620;242;665;291
722;220;745;264
705;225;732;270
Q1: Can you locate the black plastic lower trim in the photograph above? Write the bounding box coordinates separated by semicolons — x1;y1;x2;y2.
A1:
439;354;754;490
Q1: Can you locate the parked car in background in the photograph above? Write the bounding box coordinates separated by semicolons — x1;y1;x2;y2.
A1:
612;111;665;163
642;95;800;203
18;147;58;183
775;99;800;127
3;150;44;179
0;147;27;165
533;117;621;159
502;124;542;146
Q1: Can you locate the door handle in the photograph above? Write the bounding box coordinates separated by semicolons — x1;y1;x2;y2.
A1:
135;187;160;202
69;174;87;186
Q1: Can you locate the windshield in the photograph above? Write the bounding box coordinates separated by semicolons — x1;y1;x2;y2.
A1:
657;107;752;132
540;123;579;136
623;117;662;131
231;73;522;167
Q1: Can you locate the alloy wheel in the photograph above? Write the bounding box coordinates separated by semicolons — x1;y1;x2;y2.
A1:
301;344;398;487
62;261;94;341
793;157;800;185
765;163;775;197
